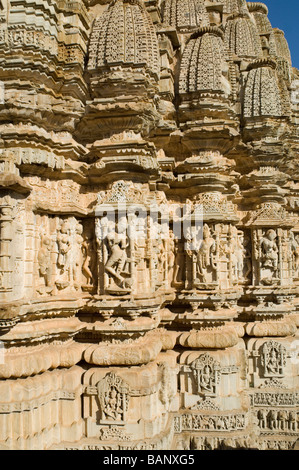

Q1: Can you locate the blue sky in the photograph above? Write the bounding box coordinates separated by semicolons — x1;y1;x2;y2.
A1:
264;0;299;69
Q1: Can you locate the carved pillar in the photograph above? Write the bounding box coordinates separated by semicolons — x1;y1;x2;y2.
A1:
0;199;13;298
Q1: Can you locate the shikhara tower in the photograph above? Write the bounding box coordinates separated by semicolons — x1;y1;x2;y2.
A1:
0;0;298;450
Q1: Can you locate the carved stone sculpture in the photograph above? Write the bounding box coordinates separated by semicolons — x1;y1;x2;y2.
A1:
261;341;287;378
97;373;130;423
195;224;216;286
0;0;298;452
37;233;53;292
191;354;221;397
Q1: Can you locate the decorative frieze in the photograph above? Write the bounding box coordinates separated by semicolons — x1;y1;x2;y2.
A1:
174;412;247;433
250;392;299;407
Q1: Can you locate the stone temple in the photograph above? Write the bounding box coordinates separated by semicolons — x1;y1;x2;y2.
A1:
0;0;298;451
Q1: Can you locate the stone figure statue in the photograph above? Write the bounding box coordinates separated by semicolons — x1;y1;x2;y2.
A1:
257;409;267;429
167;230;175;286
56;219;83;290
260;229;278;272
290;231;299;278
103;388;123;421
261;341;286;377
57;221;71;271
243;234;252;283
288;411;296;431
268;410;278;430
97;373;129;424
72;223;84;288
195;224;216;283
233;232;245;281
1;0;299;453
105;224;131;290
277;410;287;430
201;365;213;393
266;348;280;375
191;354;220;397
38;233;53;289
82;234;97;288
173;241;185;285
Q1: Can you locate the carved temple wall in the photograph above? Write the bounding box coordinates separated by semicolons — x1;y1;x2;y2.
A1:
0;0;298;450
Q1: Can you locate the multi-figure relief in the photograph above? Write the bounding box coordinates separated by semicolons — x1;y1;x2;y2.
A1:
289;231;299;280
185;221;248;291
248;202;298;288
257;409;298;432
0;0;299;452
178;412;246;433
95;199;254;296
35;216;88;295
95;181;173;296
252;227;299;286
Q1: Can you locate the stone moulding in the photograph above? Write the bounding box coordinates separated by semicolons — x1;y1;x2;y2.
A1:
0;342;85;379
83;331;163;365
82;329;177;366
179;327;240;349
245;319;297;337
